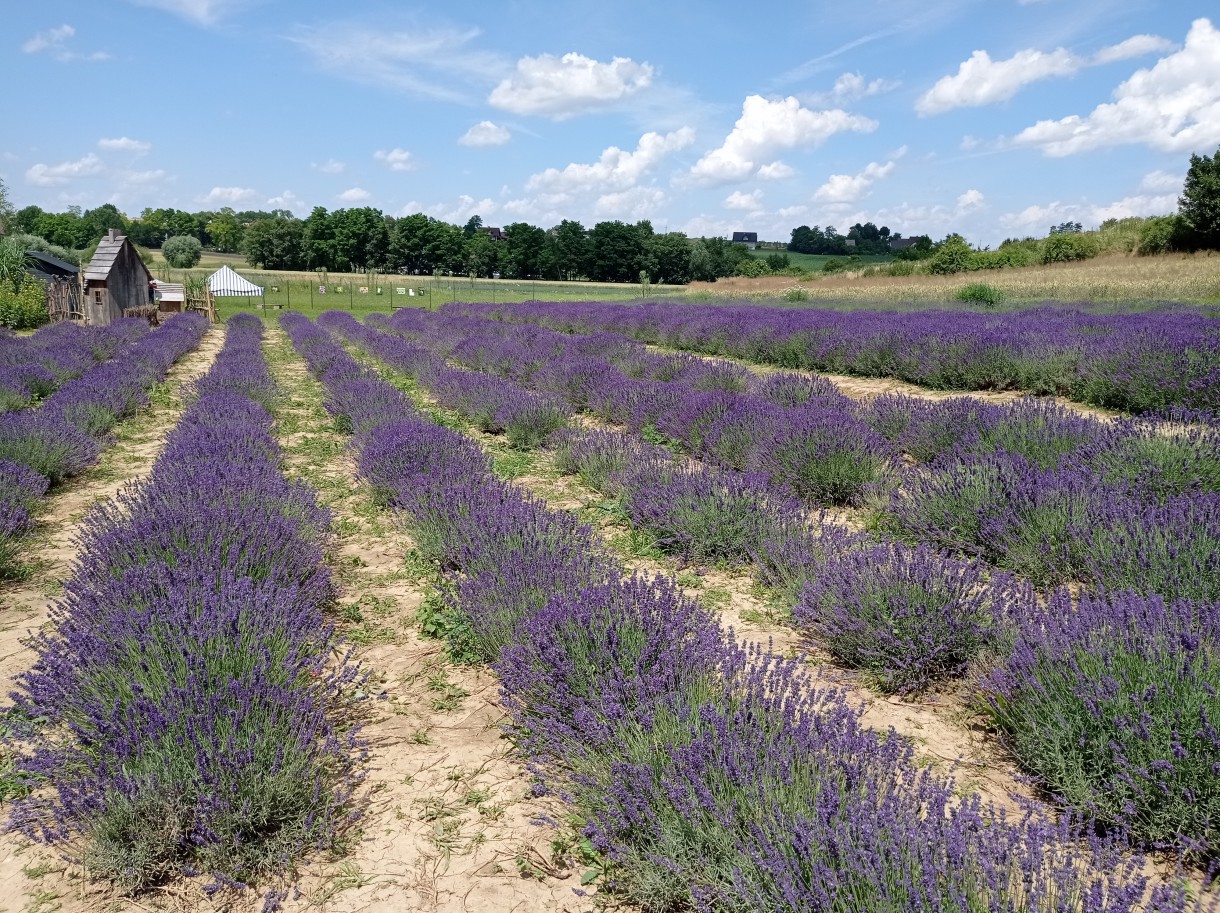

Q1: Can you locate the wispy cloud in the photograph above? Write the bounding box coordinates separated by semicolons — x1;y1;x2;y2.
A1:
26;154;104;186
290;21;508;104
99;137;151;154
373;148;417;172
124;0;251;26
22;24;109;62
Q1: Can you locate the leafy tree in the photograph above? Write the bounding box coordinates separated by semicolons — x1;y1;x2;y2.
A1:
462;230;499;277
389;213;433;273
765;252;791;272
501;222;547;278
206;208;245;253
545;219;590;280
462;215;484;237
426;220;466;274
332;207;389;271
1042;232;1097;264
303;207;338;270
243;218;305;270
1179;145;1220;251
590;220;648;282
162;234;202;268
647;232;693;284
1049;221;1084;235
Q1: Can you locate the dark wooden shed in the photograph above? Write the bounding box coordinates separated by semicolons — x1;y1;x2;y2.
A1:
82;229;154;326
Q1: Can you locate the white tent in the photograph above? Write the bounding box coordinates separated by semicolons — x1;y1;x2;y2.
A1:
207;265;264;297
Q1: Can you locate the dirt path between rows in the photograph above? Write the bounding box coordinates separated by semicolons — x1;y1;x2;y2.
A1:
0;325;225;913
261;328;590;913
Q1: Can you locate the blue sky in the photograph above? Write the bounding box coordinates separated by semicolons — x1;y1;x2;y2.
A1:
3;0;1217;246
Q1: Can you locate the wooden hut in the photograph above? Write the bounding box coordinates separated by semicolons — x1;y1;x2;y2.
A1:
82;229;154;326
151;279;185;313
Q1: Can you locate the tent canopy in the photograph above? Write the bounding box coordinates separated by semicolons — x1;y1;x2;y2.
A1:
207;265;263;297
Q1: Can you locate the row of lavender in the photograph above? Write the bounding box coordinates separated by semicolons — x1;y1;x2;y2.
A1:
330;310;1220;862
0;313;209;579
451;300;1220;415
381;308;1220;604
0;320;148;414
287;310;1200;913
5;314;363;897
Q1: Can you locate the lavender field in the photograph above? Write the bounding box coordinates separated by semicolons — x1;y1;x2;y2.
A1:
2;302;1218;912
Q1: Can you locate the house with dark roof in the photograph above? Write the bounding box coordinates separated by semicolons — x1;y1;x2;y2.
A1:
731;232;758;249
483;227;506;241
82;229;154;325
889;237;919;251
24;250;80;283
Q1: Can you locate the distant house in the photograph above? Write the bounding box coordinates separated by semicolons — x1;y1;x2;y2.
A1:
82;229;154;326
889;237;919;251
731;232;758;249
25;250;79;283
844;238;857;248
484;227;506;241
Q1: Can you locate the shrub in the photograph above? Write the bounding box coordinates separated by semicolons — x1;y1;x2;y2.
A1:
1041;232;1098;264
955;282;1004;307
795;542;1013;693
0;280;48;330
733;257;770;278
982;590;1220;856
781;286;810;302
757;407;893;506
928;236;975;274
161;235;202;268
1136;215;1181;255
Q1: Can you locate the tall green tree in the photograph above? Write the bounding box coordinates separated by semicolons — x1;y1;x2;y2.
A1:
303;207;338;270
647;232;693;284
501;222;547;278
243;218;305;270
389;213;433;273
206;208;245;253
1179;146;1220;251
462;230;499;277
545;219;590;280
590;220;650;282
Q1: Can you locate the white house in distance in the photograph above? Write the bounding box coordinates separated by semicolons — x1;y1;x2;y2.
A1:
731;232;758;250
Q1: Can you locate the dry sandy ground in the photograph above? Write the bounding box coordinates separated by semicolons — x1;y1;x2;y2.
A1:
0;326;226;913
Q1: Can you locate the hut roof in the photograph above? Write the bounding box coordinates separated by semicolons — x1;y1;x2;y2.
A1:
152;280;185;303
25;250;79;281
83;230;151;283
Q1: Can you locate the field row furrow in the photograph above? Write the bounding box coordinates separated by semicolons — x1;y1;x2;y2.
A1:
292;310;1202;911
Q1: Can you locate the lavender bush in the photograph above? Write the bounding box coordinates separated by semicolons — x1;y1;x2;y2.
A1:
795;542;1016;693
983;590;1220;856
0;459;50;577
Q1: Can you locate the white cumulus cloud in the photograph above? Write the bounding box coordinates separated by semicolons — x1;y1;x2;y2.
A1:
312;159;345;174
757;161;796;180
918;32;1176;115
459;121;512;146
1013;18;1220;155
99;137;151;154
25;154;104;187
724;190;763;211
337;187;372;203
374;148;417;172
198;186;257;205
814;159;898;204
527;127;694;194
806;72;901;106
957;188;986;211
594;187;667;220
1140;170;1182;192
691;96;876;185
489;52;654;119
266;190;307;214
